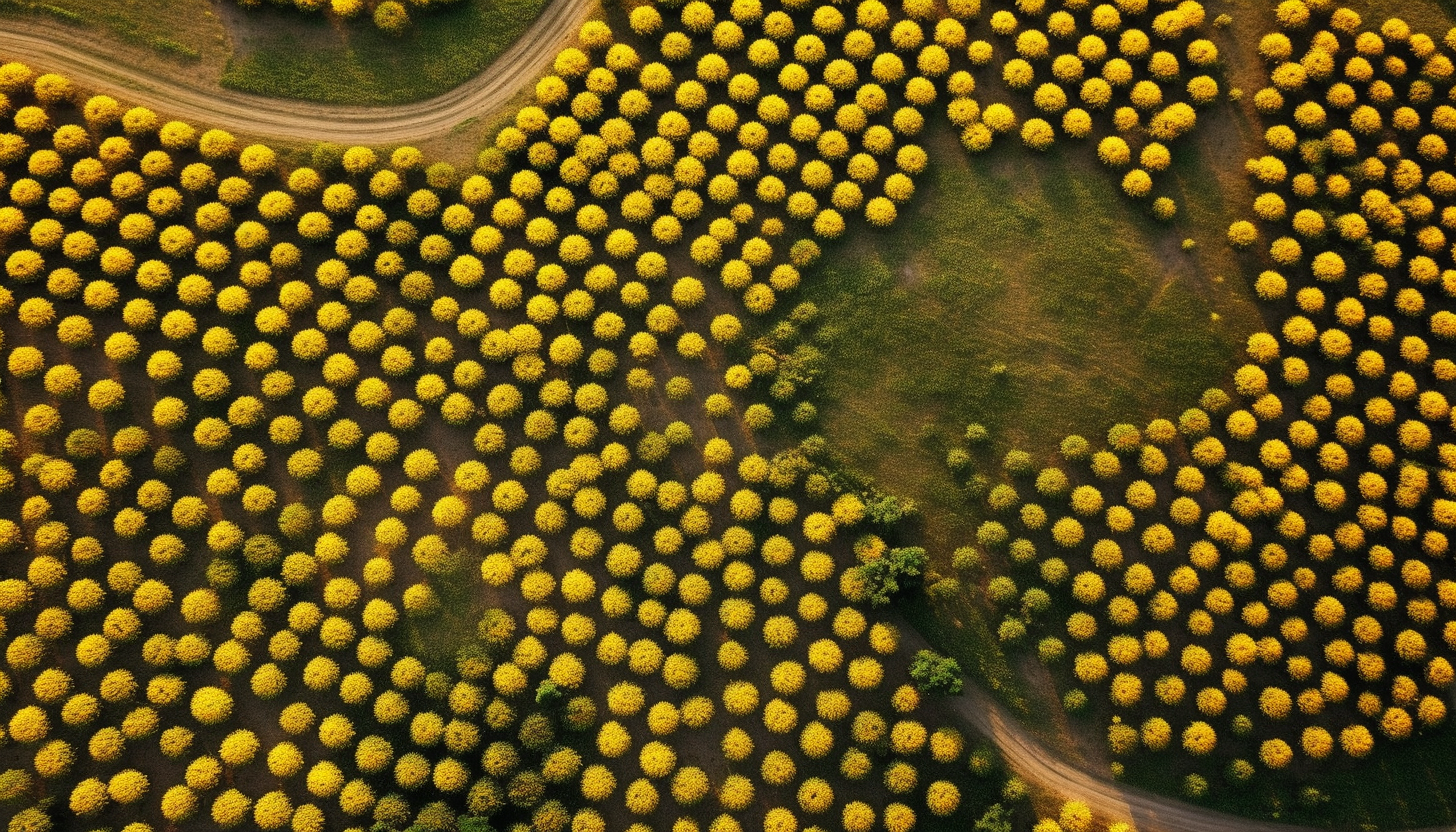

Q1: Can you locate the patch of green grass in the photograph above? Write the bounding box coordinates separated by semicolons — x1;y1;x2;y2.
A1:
221;0;552;106
148;36;202;61
27;2;79;22
400;575;484;669
805;121;1262;562
1351;0;1451;38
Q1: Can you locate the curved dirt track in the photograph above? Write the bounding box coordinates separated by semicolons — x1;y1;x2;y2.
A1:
0;0;595;144
896;622;1456;832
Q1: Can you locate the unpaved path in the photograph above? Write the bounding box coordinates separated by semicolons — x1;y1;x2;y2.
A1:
0;0;594;144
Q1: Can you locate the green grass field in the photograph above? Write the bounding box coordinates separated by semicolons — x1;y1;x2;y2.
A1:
804;120;1264;564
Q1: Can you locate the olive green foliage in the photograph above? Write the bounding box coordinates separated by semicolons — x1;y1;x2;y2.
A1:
857;547;930;607
910;649;964;695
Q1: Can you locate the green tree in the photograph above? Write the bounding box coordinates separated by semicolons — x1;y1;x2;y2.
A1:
856;547;929;606
535;680;563;707
975;803;1013;832
374;1;410;33
910;650;964;695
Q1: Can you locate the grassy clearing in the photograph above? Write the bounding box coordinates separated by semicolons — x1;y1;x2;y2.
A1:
1355;0;1452;37
219;0;551;106
804;119;1263;562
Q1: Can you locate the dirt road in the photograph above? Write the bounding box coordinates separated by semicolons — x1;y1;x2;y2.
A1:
0;0;594;145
